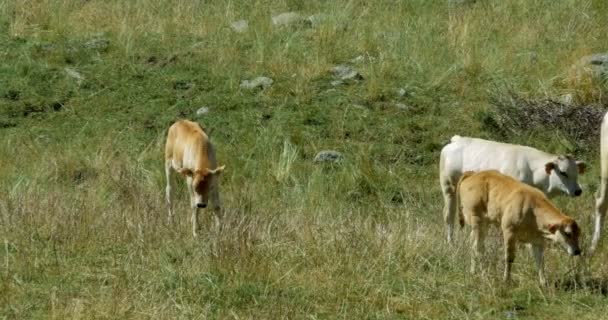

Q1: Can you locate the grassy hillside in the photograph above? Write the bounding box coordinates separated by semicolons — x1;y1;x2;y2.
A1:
1;0;608;318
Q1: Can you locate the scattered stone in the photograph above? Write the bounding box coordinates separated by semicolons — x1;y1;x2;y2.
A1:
314;150;344;163
173;80;193;90
448;0;476;5
272;12;304;27
350;55;365;64
332;65;363;81
306;14;326;27
576;53;608;78
191;41;206;49
83;37;110;51
231;20;248;33
240;76;273;90
196;107;210;116
397;88;409;98
395;103;410;110
64;67;84;85
559;93;574;105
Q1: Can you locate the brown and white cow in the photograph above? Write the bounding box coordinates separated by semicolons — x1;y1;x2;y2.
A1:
165;120;225;236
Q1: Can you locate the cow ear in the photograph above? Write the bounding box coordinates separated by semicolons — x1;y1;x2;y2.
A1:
576;161;586;174
178;168;194;176
547;224;559;234
545;162;556;175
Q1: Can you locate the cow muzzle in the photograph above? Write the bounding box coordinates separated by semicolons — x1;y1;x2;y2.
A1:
574;189;582;196
197;203;207;209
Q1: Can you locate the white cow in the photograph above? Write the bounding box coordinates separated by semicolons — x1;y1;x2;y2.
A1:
592;112;608;254
440;135;585;243
165;120;225;237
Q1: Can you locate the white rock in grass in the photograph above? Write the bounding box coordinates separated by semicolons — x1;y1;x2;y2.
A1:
314;150;344;163
65;67;84;85
272;12;303;27
306;14;327;27
231;20;248;33
240;77;273;90
331;65;364;82
196;107;210;116
577;53;608;78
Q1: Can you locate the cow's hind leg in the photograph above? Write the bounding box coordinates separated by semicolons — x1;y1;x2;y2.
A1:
441;175;457;244
469;217;485;275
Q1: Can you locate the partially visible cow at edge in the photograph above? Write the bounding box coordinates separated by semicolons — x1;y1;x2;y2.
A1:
165;120;225;237
440;135;585;244
592;112;608;254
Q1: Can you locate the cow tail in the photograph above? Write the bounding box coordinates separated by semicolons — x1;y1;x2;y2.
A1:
456;171;475;228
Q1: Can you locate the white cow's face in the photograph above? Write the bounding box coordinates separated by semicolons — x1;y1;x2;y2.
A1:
545;155;585;197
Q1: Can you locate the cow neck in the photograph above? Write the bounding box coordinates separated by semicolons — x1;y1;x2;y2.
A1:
534;198;567;227
189;133;210;172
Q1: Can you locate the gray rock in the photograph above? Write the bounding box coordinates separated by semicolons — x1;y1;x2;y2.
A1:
578;53;608;78
332;65;363;81
272;12;303;27
397;88;408;97
196;107;210;116
559;94;574;105
314;150;344;163
395;103;410;110
306;14;326;27
64;67;84;85
448;0;476;5
331;80;344;87
231;20;248;33
350;55;365;64
240;76;273;90
83;37;109;51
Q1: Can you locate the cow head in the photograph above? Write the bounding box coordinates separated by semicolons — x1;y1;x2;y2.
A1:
545;219;581;256
544;155;585;197
178;165;225;208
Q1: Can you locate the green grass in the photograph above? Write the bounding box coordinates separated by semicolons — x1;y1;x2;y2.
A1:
2;0;608;318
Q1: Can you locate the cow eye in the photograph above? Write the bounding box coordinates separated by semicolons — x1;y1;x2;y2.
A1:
559;170;569;178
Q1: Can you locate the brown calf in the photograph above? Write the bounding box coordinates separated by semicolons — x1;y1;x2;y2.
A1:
457;170;581;285
165;120;225;236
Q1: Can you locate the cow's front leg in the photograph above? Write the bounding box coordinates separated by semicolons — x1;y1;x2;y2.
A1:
165;160;174;222
531;243;546;286
503;231;517;283
592;179;608;254
186;176;200;237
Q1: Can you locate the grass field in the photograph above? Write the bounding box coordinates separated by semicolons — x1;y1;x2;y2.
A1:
2;0;608;318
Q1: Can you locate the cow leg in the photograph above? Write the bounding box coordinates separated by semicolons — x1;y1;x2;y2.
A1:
210;181;222;230
503;231;516;283
470;218;484;274
165;160;174;222
531;244;546;286
186;176;200;237
591;178;608;254
441;176;457;244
